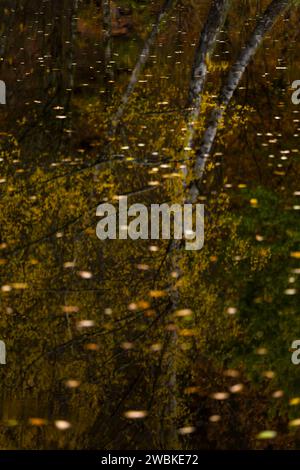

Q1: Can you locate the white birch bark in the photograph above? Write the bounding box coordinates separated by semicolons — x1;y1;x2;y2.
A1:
190;0;290;198
184;0;230;156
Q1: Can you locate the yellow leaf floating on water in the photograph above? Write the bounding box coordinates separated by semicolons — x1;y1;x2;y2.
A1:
29;418;47;426
124;410;148;419
1;285;11;292
285;288;297;295
289;419;300;427
229;384;244;394
77;270;93;279
137;300;150;309
178;426;195;435
85;343;99;351
211;392;229;400
137;264;149;271
175;309;192;317
179;328;195;337
65;380;80;388
262;370;275;379
12;282;28;289
128;303;137;311
149;290;167;298
77;320;95;328
150;343;162;352
184;386;201;395
62;305;79;313
256;430;277;439
290;397;300;405
128;300;150;311
272;390;284;398
64;261;76;268
224;369;240;378
227;307;237;315
55;420;71;430
256;347;268;355
209;415;221;423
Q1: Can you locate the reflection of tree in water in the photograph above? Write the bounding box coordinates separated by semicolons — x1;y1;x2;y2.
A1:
0;0;300;450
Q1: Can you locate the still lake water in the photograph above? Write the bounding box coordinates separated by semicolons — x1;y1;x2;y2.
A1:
0;0;300;449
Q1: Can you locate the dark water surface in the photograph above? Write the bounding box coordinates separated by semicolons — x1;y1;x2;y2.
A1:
0;0;300;450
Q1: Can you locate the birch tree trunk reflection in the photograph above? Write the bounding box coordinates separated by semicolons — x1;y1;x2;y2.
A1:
190;0;290;199
102;0;114;81
184;0;230;157
164;0;290;446
162;0;230;448
110;0;174;134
